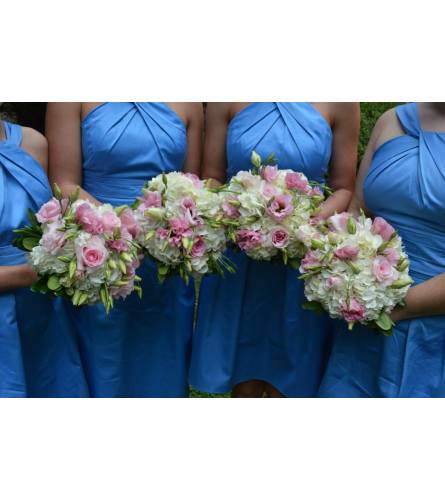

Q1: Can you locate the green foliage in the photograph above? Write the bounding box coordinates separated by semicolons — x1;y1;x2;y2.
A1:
359;102;399;161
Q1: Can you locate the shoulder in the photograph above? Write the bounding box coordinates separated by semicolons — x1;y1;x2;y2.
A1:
329;103;360;123
21;127;48;171
370;107;404;149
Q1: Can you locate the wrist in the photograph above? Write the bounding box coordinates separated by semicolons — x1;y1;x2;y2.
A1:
18;265;38;288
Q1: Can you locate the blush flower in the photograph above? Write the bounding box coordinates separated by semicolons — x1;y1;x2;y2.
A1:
261;165;279;182
235;230;263;251
372;256;398;286
36;198;63;223
271;228;289;248
285;172;310;192
334;245;359;261
266;194;293;220
371;217;395;241
340;299;365;322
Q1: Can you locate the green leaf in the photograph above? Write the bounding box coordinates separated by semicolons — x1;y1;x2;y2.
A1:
375;312;394;332
22;237;40;251
47;275;61;291
263;152;277;165
302;301;324;315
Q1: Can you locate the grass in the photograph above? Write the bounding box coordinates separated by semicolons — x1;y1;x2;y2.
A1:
188;102;399;398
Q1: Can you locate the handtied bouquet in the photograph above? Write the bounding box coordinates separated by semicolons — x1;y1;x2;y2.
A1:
219;151;326;266
133;172;233;283
299;211;413;334
13;186;142;313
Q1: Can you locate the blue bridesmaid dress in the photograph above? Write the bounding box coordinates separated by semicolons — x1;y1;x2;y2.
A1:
190;102;334;396
318;103;445;397
70;102;194;397
0;121;88;397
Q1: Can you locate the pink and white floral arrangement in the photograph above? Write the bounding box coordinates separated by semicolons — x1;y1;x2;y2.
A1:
219;151;326;266
133;172;233;283
14;186;142;313
299;211;413;334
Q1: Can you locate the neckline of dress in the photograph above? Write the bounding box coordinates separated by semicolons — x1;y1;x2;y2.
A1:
81;102;187;132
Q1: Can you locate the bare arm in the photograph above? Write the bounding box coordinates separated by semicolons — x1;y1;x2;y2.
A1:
183;103;204;176
0;265;37;293
201;103;231;186
391;274;445;322
318;103;360;219
45;103;99;204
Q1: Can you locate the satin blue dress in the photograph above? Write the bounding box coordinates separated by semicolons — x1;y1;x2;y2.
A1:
318;103;445;397
190;102;334;396
68;102;195;397
0;121;87;397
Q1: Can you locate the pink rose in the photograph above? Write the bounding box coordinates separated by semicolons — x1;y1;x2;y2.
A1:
261;165;279;183
191;237;207;258
262;183;278;199
76;203;105;235
299;251;321;273
36;198;63;223
222;198;240;218
334;245;359;261
41;220;66;254
271;228;289;248
184;173;204;188
266;194;293;220
341;298;365;322
371;217;395;241
78;236;108;269
383;247;400;265
102;211;121;234
372;256;398;286
139;191;162;210
120;208;141;239
328;212;350;233
285;172;310;192
235;230;263;251
326;276;342;289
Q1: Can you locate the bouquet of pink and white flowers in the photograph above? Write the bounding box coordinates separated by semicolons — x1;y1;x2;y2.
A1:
220;151;326;266
133;172;233;283
299;211;413;334
13;186;142;313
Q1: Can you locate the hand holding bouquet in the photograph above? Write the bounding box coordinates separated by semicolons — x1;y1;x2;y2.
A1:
299;211;413;334
13;186;142;313
220;151;326;266
134;172;233;283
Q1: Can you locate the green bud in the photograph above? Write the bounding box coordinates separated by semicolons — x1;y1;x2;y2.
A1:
311;239;325;250
72;289;82;306
347;217;357;235
118;260;127;274
53;183;63;200
390;277;414;289
108;259;117;270
250;150;262;168
69;260;77;279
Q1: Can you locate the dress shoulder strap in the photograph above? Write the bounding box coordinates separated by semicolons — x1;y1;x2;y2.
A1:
395;103;420;138
2;120;23;146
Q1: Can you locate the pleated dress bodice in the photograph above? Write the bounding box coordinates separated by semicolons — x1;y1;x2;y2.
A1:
191;103;334;396
82;102;187;205
319;103;445;397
